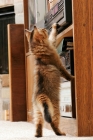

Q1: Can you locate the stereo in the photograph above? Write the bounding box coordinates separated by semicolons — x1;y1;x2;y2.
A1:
44;0;72;33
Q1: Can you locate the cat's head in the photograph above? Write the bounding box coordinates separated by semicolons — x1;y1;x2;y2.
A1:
25;26;49;46
25;26;49;55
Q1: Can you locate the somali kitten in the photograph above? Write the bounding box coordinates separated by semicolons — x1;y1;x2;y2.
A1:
25;23;74;137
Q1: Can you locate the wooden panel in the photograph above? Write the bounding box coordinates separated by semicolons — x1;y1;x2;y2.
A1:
23;0;29;53
56;24;73;47
90;2;93;136
71;75;76;118
8;24;27;121
26;54;35;121
23;0;35;122
0;6;15;74
73;0;93;136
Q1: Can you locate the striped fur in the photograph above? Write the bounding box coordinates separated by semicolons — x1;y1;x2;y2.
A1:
25;23;74;137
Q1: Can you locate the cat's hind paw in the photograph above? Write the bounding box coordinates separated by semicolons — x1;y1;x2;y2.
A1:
61;132;66;136
55;131;66;136
35;134;42;137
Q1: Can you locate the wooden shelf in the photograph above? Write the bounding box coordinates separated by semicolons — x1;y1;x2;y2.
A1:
56;24;73;47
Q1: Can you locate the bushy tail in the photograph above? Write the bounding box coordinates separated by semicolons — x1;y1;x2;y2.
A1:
36;94;53;123
43;102;52;123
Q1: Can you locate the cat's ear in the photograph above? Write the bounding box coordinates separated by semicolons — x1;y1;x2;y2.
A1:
34;26;39;34
34;25;37;30
25;29;31;43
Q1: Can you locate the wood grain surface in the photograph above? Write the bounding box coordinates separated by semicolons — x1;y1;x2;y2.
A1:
8;24;27;121
26;54;35;121
73;0;93;136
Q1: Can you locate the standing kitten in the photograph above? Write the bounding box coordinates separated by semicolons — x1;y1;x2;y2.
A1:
25;23;74;137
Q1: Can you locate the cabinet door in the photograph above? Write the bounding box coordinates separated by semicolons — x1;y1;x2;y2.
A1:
0;12;15;74
26;54;34;121
8;24;27;121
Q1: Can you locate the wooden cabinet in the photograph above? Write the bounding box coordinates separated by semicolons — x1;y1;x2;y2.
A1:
26;53;34;121
23;0;93;136
8;24;27;121
0;6;15;74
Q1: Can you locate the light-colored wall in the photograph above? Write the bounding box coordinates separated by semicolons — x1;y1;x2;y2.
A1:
0;0;14;7
0;75;10;120
14;0;24;23
0;0;24;120
0;0;24;24
36;0;46;23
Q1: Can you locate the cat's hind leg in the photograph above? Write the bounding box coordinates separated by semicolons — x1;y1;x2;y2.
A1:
50;103;66;136
33;105;44;137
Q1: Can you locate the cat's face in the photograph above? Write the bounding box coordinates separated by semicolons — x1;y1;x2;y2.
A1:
25;26;48;45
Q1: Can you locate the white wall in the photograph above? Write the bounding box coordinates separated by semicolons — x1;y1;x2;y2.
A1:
0;0;14;7
0;0;24;120
14;0;24;23
0;0;24;24
36;0;46;23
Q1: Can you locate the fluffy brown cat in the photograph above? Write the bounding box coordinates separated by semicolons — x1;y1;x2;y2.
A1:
25;23;74;137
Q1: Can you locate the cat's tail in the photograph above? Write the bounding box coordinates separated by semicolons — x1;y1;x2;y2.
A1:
43;102;52;123
36;94;53;123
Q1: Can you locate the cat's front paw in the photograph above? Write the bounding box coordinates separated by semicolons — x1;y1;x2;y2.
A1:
52;23;57;28
52;23;61;29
